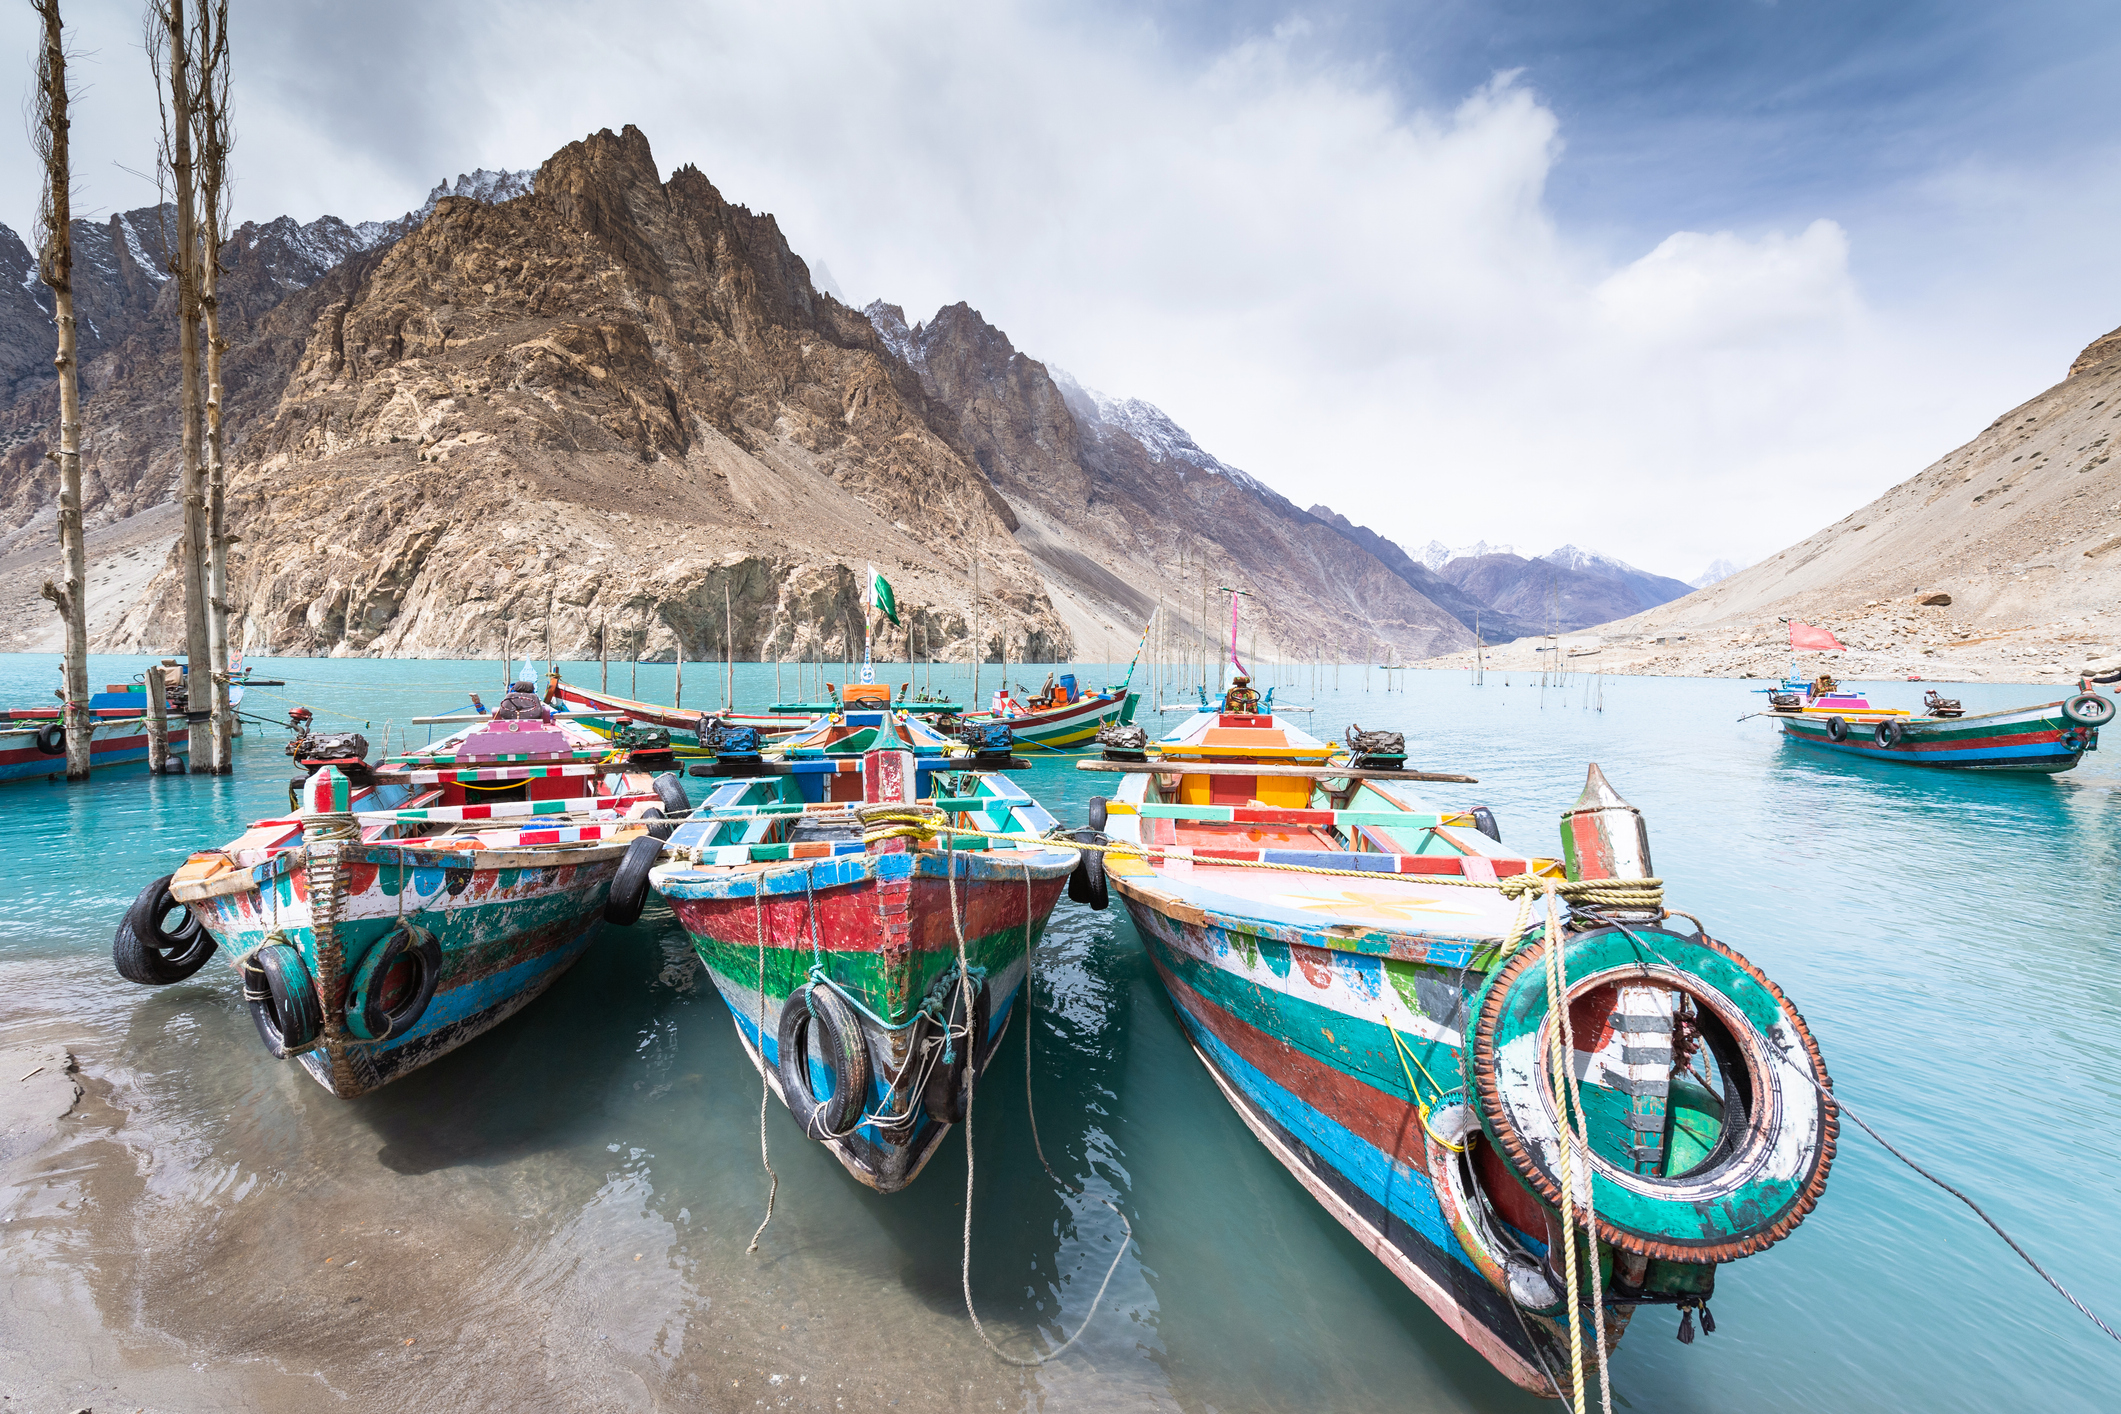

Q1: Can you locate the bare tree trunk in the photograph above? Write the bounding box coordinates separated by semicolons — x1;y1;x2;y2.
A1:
190;0;232;773
150;0;208;771
32;0;89;782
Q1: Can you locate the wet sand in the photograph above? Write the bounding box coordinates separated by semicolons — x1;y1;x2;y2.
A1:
0;938;1162;1414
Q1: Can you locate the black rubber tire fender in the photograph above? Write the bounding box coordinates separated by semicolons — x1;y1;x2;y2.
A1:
652;771;690;816
1468;805;1502;843
2064;693;2116;727
638;807;677;841
34;723;65;755
1086;796;1108;832
921;974;992;1125
1825;716;1849;742
1874;720;1905;747
1067;829;1109;910
288;774;307;812
347;924;443;1042
777;982;873;1138
604;834;663;926
112;874;216;984
243;942;322;1059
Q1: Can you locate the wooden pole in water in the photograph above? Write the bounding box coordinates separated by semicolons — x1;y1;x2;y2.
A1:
725;579;734;710
600;620;607;692
146;666;169;773
675;630;683;709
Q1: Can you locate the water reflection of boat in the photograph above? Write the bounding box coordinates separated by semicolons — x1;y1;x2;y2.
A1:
140;715;671;1097
1761;673;2112;772
1084;686;1836;1398
649;688;1079;1193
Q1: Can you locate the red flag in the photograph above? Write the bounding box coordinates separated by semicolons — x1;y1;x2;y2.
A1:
1788;620;1846;652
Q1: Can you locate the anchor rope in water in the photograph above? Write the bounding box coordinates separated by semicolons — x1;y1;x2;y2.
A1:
946;835;1133;1367
746;884;779;1254
1589;911;2121;1351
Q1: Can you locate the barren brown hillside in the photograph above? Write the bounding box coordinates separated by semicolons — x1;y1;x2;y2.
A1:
1422;322;2121;684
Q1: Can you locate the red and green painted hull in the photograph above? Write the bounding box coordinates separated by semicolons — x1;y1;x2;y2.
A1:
1124;895;1570;1389
657;848;1067;1191
182;840;624;1096
0;717;190;782
1774;699;2094;771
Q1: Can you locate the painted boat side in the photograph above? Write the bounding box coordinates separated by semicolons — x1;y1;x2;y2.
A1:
655;848;1067;1191
190;842;622;1097
970;691;1130;749
1774;701;2088;771
0;720;191;781
1123;895;1557;1394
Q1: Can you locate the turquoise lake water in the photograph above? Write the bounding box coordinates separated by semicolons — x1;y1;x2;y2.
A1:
2;652;2117;1411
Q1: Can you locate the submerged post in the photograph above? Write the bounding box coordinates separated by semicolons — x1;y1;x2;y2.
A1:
146;666;169;773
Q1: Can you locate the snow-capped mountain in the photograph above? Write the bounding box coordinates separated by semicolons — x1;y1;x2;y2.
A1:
1070;385;1265;493
1420;539;1518;571
1689;557;1742;589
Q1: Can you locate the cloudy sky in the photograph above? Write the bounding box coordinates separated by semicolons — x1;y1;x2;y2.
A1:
6;0;2119;580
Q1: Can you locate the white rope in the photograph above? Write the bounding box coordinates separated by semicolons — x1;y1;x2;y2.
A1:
746;883;779;1254
1542;885;1612;1414
951;843;1131;1366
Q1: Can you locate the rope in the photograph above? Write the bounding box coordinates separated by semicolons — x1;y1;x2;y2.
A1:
746;883;779;1254
1544;884;1612;1414
950;839;1131;1366
1543;888;1590;1413
1607;912;2121;1350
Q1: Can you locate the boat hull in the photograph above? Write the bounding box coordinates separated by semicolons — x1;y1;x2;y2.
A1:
1774;700;2091;771
0;718;190;782
183;840;622;1097
658;848;1067;1192
549;681;794;749
1121;891;1561;1393
967;690;1135;750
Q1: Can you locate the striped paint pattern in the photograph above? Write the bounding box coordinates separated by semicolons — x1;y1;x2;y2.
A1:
1776;701;2092;771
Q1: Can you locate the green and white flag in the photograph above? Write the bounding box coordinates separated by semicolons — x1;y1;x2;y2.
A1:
866;564;899;626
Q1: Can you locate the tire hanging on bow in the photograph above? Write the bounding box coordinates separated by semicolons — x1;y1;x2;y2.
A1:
1464;921;1836;1263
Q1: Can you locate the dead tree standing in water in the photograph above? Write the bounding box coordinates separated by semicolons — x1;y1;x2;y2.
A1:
31;0;89;781
189;0;232;773
148;0;209;771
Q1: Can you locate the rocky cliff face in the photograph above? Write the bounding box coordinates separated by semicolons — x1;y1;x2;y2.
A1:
868;301;1473;662
96;127;1058;661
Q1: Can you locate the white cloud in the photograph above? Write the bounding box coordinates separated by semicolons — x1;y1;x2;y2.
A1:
1;0;2105;578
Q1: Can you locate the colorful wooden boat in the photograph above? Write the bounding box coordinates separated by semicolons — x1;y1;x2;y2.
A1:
547;674;806;752
1762;674;2111;772
136;716;677;1097
962;670;1140;751
648;689;1079;1192
2;708;189;781
1084;690;1835;1397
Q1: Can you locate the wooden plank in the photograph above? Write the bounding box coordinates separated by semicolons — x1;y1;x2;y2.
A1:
1076;759;1477;784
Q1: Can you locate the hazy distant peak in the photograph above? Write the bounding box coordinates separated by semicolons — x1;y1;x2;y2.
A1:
1422;538;1518;570
1689;557;1743;589
1541;543;1646;576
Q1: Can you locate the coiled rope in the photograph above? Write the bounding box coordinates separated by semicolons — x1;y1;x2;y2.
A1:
945;836;1133;1366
